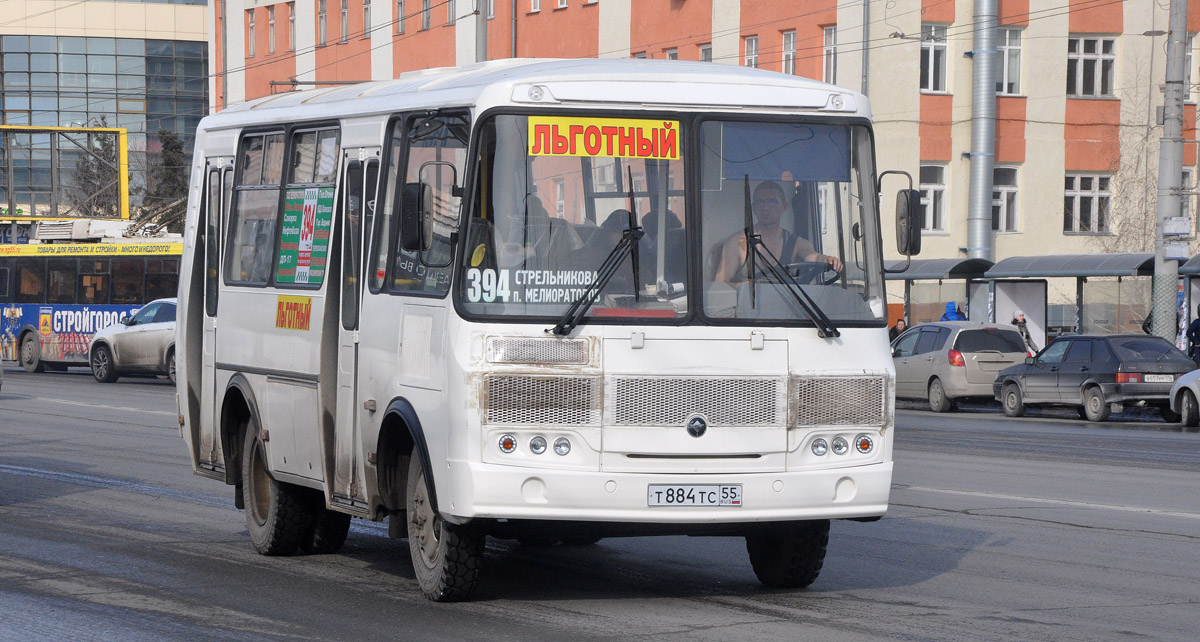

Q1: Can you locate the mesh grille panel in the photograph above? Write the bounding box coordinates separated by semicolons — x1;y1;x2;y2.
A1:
610;377;783;426
487;337;589;364
792;376;887;426
485;375;600;425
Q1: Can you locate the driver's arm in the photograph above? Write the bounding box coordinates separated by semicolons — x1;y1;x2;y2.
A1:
791;235;843;272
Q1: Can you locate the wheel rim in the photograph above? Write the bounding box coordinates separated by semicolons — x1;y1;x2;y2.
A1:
247;438;271;527
168;354;176;381
931;383;943;406
409;468;441;569
21;338;34;365
1088;393;1101;413
1006;389;1017;410
92;349;109;380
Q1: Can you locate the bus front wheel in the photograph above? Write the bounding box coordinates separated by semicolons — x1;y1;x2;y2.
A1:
745;519;829;588
242;421;314;556
20;334;45;373
406;453;484;602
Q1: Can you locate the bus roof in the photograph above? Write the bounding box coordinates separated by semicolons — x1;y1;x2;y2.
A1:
201;58;869;133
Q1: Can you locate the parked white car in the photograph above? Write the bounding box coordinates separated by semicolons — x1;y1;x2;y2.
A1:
88;298;177;383
1168;368;1200;430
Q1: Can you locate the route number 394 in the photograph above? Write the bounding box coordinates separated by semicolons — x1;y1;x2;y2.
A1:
466;268;511;303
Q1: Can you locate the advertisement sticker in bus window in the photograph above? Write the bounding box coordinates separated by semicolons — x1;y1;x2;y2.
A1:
277;186;335;285
275;295;312;330
527;116;680;160
465;268;605;305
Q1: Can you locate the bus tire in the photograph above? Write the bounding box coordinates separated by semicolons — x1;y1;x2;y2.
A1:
745;519;829;589
300;508;352;555
91;344;119;383
242;422;314;556
406;452;484;602
20;334;45;373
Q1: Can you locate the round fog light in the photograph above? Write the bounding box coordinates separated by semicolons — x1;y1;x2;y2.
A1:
811;438;829;456
831;436;849;455
498;434;517;453
529;436;547;455
553;437;571;456
855;434;874;454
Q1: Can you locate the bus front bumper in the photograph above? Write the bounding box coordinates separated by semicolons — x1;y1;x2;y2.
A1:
441;460;893;524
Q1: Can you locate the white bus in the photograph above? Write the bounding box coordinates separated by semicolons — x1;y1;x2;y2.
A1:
177;59;921;601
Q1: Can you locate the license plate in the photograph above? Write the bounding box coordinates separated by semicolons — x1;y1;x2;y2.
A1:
1145;374;1174;383
647;484;742;507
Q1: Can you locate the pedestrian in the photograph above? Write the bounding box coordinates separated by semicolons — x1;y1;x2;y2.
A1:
1012;310;1039;354
1186;305;1200;366
940;302;966;321
889;318;907;342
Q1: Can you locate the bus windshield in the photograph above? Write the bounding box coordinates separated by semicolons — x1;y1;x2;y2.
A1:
458;114;885;326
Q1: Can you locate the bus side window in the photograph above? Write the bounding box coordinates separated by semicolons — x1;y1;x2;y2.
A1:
227;132;284;285
274;126;340;288
370;133;403;293
112;258;145;303
206;167;221;316
342;160;364;330
0;265;11;301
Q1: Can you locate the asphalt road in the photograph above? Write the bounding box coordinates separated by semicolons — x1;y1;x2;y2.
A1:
1;368;1197;641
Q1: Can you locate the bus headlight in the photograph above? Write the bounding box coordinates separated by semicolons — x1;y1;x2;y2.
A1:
811;438;829;456
553;437;571;456
831;436;849;455
529;436;547;455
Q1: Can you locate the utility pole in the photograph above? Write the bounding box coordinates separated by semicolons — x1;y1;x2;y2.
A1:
1152;0;1188;341
966;0;997;262
476;0;488;63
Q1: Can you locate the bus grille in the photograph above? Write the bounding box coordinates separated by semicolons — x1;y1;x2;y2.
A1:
608;377;785;426
487;337;589;365
791;376;888;426
485;375;601;425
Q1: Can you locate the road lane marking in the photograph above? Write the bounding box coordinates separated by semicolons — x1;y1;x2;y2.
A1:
899;485;1200;519
31;396;175;416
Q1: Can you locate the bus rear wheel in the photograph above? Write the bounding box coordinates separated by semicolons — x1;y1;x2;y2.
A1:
745;520;829;589
406;453;484;602
242;421;314;556
300;508;352;555
20;334;45;373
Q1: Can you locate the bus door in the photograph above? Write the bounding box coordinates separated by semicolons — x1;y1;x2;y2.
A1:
333;149;379;509
199;158;233;471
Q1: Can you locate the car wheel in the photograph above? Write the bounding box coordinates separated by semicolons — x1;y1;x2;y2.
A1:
407;452;484;602
1002;383;1025;417
90;344;119;383
1083;386;1110;422
20;334;45;373
746;520;829;589
242;420;315;556
928;378;954;413
1181;390;1200;430
1160;406;1182;423
167;349;176;384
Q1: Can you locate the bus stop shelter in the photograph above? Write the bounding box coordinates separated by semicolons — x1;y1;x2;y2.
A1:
884;258;993;325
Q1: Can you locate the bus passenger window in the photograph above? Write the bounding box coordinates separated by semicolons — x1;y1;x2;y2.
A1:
276;126;339;287
227;132;284;285
146;258;179;300
0;266;9;300
47;259;77;303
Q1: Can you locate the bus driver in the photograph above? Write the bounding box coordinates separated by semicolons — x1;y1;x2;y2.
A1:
716;181;843;283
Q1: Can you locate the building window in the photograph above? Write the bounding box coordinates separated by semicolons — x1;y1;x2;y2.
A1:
558;0;567;8
632;51;647;59
531;0;540;12
782;30;796;75
1184;167;1195;225
448;0;456;24
997;28;1021;94
289;2;296;49
268;6;276;54
1067;36;1115;97
247;10;255;57
992;167;1018;232
699;44;712;62
318;0;327;46
364;0;372;35
1186;34;1195;101
665;48;678;60
397;0;405;33
554;179;565;217
744;36;758;68
421;0;430;29
921;24;947;92
919;165;946;232
340;0;349;41
1064;174;1112;234
487;0;494;19
823;26;837;83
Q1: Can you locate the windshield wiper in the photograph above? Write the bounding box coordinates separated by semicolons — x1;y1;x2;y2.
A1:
548;207;643;336
741;176;840;338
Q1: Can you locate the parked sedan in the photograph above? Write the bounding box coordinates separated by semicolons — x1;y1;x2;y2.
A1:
993;334;1195;422
892;321;1029;412
88;298;177;384
1167;369;1200;430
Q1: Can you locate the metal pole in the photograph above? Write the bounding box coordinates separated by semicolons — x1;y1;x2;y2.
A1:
476;0;487;62
966;0;997;261
1153;0;1188;340
860;0;869;95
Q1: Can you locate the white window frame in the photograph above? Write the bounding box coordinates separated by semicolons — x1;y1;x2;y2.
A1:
288;2;296;50
699;44;712;62
996;28;1021;95
397;0;405;33
554;179;565;217
558;0;567;8
665;48;678;60
919;164;946;232
247;10;255;57
782;30;796;75
364;0;372;36
1063;173;1112;234
447;0;455;24
823;26;836;83
318;0;327;46
340;0;349;42
921;24;947;92
1067;36;1115;98
991;166;1019;232
487;0;494;19
531;0;540;12
1186;33;1195;101
744;36;758;68
421;0;430;29
268;6;275;54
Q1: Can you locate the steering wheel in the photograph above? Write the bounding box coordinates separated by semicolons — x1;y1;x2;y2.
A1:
785;261;840;286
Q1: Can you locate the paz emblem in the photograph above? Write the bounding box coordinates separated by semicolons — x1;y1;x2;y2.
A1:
686;414;708;438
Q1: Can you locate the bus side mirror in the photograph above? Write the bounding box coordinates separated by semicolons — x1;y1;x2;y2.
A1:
896;189;922;256
399;182;434;252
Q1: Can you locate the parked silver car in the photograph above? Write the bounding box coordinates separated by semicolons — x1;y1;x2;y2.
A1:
89;298;177;383
892;321;1028;412
1167;368;1200;430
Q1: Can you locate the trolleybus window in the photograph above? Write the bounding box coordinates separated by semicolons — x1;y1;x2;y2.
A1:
227;131;285;285
78;259;110;304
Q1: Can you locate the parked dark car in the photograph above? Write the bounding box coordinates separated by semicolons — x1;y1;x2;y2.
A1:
993;334;1195;422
